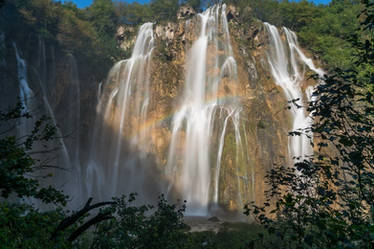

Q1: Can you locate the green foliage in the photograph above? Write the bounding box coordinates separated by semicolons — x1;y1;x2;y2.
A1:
150;0;179;22
88;0;117;38
0;0;124;80
244;1;374;248
2;0;374;248
114;0;201;25
0;104;192;248
297;0;360;69
0;202;71;249
0;104;72;248
115;0;200;25
181;0;202;11
89;194;187;249
228;0;362;70
0;103;67;205
115;1;153;24
184;223;274;249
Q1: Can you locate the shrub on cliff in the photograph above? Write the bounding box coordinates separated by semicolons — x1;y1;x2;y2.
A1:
245;0;374;248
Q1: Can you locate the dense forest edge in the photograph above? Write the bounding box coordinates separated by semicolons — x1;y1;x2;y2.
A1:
0;0;373;248
1;0;372;78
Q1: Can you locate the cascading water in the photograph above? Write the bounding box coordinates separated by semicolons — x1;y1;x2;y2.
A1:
264;23;324;161
13;43;36;136
87;6;250;214
35;39;82;202
54;54;82;204
86;23;155;201
13;40;83;207
5;6;327;216
165;4;245;215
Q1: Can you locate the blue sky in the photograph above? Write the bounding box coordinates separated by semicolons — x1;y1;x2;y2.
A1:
64;0;330;9
62;0;148;8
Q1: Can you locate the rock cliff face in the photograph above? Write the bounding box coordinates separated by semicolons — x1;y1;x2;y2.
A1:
1;4;322;214
0;33;101;208
0;35;100;146
104;4;322;213
148;8;291;210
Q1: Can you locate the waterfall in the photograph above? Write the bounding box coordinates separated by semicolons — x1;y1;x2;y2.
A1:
13;43;36;136
165;4;244;215
36;39;83;200
87;6;249;214
35;39;71;170
264;23;324;161
7;7;328;215
86;23;155;200
13;41;83;207
55;54;82;204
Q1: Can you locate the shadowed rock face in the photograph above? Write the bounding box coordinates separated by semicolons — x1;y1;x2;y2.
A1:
1;36;87;208
177;5;196;20
1;4;322;215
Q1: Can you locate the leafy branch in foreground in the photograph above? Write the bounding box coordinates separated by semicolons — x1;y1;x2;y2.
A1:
0;102;67;205
89;193;187;249
0;102;189;248
244;0;374;248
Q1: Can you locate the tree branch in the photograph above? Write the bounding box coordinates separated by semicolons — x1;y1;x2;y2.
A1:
51;198;115;240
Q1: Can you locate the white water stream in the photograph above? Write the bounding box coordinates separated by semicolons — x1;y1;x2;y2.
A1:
10;9;326;214
165;4;244;215
87;5;248;215
264;23;324;161
86;23;155;200
14;41;82;207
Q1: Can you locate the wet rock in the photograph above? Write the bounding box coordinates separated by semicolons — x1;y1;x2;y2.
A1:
177;5;196;20
246;59;258;85
145;6;320;212
116;25;136;50
155;25;165;38
116;25;134;42
165;23;176;43
208;216;220;222
180;223;191;231
226;5;239;22
155;23;176;45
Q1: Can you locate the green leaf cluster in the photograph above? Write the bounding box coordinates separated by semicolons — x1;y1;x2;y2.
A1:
227;0;363;70
89;194;187;249
0;103;67;206
244;1;374;248
0;202;71;249
0;104;191;248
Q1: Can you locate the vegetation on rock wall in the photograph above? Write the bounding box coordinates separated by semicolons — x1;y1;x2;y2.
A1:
244;0;374;248
2;0;369;77
115;0;201;24
227;0;365;70
0;0;373;248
